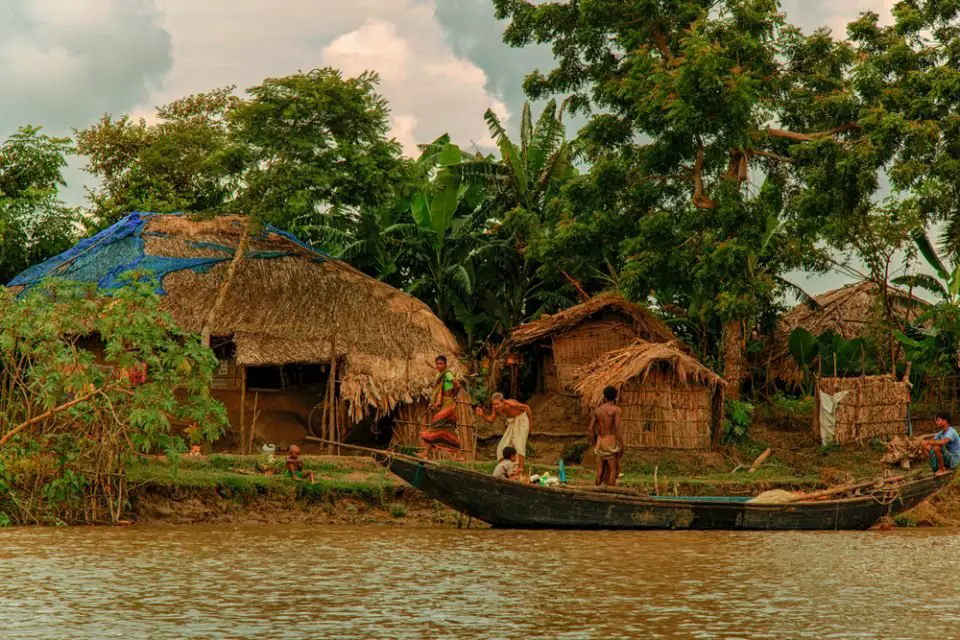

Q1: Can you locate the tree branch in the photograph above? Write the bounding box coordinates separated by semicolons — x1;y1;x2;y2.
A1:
750;149;794;164
759;122;860;142
0;385;115;448
692;148;715;209
651;27;675;64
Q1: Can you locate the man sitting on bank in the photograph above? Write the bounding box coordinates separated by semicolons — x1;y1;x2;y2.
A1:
922;412;960;475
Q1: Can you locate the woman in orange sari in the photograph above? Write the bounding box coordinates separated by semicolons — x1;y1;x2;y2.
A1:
419;355;461;458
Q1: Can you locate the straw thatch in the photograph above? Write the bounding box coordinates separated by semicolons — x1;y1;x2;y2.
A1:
768;281;927;384
814;375;910;445
511;293;676;392
572;341;725;450
510;293;675;347
11;214;462;420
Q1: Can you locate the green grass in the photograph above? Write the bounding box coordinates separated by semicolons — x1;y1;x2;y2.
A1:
127;455;394;503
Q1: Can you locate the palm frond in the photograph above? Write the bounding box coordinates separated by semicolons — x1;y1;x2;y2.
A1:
529;99;563;174
892;274;947;299
775;276;821;310
912;231;950;281
520;102;533;168
448;263;474;295
483;108;510;147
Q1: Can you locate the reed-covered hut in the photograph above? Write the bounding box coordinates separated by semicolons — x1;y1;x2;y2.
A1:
768;282;926;385
814;375;911;446
7;212;474;454
572;341;725;450
509;293;676;394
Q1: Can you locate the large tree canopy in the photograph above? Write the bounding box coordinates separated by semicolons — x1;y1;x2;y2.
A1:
75;69;410;232
490;0;956;389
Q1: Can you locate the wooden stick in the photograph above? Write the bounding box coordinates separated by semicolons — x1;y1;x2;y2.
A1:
201;217;250;348
239;364;247;455
653;465;659;496
782;474;907;504
748;448;772;473
0;386;112;448
247;392;259;455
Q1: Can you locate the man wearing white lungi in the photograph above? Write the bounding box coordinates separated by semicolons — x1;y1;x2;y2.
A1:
476;392;533;473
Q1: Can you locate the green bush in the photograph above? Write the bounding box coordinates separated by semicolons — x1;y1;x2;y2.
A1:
722;399;755;443
755;393;813;430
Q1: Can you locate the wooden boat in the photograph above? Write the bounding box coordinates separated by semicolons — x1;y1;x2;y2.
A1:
375;452;954;530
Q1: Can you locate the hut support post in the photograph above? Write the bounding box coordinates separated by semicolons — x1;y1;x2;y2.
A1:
201;217;251;348
240;365;247;455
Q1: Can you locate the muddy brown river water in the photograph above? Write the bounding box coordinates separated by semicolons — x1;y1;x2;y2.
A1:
0;525;956;639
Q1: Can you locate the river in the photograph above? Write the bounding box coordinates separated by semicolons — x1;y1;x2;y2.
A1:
0;525;956;639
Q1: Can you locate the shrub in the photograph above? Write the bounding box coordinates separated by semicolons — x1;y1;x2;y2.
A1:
722;399;755;443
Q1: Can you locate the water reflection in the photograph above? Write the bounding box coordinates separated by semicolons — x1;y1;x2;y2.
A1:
0;526;954;639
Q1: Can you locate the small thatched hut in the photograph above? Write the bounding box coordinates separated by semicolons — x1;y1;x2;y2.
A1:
768;281;926;385
8;212;473;454
814;375;910;446
572;341;725;450
510;293;676;394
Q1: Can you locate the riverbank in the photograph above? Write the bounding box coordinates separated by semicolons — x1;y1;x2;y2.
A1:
125;421;960;527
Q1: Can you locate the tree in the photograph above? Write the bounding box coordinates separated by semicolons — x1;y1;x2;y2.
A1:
227;68;411;231
459;100;576;333
75;69;410;234
0;277;227;524
492;0;885;396
0;127;79;283
75;88;239;226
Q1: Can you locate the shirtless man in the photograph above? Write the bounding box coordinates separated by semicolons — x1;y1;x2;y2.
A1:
476;393;533;473
588;386;624;487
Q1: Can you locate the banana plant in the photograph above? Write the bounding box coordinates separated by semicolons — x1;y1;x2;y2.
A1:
404;139;490;327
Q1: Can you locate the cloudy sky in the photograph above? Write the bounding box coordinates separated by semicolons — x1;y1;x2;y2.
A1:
1;0;898;293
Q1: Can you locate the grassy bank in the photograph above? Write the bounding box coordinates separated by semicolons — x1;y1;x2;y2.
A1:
122;419;959;527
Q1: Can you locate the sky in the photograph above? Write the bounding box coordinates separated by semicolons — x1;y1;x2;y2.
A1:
0;0;900;296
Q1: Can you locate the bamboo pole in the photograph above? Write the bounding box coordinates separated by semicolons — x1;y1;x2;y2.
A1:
781;474;907;504
240;364;247;454
248;392;261;455
201;217;251;349
327;337;338;456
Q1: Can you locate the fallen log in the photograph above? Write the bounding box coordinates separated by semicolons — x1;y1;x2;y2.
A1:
748;448;772;473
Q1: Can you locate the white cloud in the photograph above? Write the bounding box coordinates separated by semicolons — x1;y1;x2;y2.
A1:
321;12;508;155
150;0;508;157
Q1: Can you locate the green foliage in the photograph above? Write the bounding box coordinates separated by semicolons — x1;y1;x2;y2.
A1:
754;393;813;430
0;277;227;524
0;126;80;282
389;503;407;518
561;441;589;465
722;399;755;443
75;70;408;232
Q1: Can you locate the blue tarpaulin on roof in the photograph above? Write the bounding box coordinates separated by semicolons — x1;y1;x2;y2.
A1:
7;211;329;296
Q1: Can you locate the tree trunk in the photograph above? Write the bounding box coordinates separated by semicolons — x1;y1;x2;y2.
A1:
723;319;746;400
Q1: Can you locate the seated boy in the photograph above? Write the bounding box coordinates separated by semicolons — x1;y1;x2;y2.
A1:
923;412;960;475
493;446;519;481
285;445;316;484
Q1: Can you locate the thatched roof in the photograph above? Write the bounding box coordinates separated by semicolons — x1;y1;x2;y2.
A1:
8;212;461;419
509;292;676;347
572;340;724;409
768;281;927;383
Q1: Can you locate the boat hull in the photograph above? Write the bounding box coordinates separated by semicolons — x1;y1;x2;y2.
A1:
379;455;953;531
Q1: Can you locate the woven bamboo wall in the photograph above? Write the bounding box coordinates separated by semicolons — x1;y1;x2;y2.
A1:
552;320;637;390
389;392;476;460
618;380;715;449
814;375;910;444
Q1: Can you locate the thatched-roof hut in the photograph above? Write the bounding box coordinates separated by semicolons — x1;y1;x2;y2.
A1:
814;375;910;445
8;212;472;452
768;281;926;384
510;293;676;394
572;341;725;450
